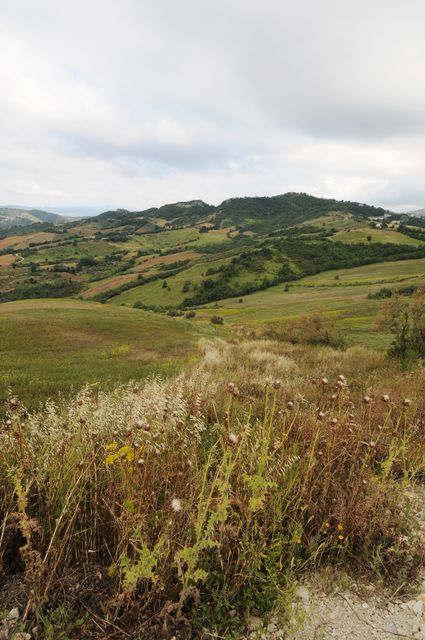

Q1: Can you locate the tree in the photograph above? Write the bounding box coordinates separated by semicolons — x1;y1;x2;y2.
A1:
411;290;425;356
379;290;425;358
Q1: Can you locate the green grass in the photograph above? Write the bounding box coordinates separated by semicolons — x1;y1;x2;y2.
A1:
298;256;425;286
0;299;218;411
111;256;232;307
194;257;425;348
299;211;365;231
26;240;115;264
330;227;424;246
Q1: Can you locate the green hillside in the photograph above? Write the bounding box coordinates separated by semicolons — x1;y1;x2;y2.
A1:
0;299;217;410
0;191;424;315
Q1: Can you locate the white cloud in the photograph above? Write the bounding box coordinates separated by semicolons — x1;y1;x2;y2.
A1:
0;0;425;213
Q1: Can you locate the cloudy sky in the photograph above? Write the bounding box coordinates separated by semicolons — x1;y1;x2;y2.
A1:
1;0;425;215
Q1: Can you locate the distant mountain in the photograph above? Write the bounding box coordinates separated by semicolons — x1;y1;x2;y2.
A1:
407;207;425;217
0;207;69;229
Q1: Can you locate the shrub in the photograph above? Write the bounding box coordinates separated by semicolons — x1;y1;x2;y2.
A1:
211;315;224;325
264;313;346;349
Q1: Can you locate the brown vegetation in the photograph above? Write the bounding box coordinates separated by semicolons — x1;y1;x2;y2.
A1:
0;340;424;638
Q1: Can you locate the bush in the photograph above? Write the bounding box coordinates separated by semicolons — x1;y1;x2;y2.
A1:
264;313;346;349
211;315;224;325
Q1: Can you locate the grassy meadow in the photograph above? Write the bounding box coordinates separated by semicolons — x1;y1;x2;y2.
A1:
330;226;425;246
0;299;217;412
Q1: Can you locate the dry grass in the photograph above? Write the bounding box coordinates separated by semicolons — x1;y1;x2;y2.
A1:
0;340;424;638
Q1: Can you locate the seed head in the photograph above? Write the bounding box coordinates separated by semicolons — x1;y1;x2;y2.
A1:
273;379;282;390
382;394;390;402
321;377;329;386
403;398;412;407
228;433;239;446
286;400;294;409
331;417;338;425
171;498;182;513
8;397;20;412
227;382;240;397
363;396;371;404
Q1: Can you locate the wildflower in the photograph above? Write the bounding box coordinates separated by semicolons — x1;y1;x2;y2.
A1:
295;538;301;544
403;398;412;407
137;458;145;466
331;417;338;425
324;522;330;528
331;393;337;400
337;523;343;531
382;394;390;402
171;498;182;513
338;534;344;541
105;445;135;465
228;433;239;446
337;374;346;383
286;400;294;409
321;377;329;386
363;396;371;404
336;380;345;388
273;379;283;389
318;411;325;419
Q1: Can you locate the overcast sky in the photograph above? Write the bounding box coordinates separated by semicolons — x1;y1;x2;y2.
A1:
1;0;425;215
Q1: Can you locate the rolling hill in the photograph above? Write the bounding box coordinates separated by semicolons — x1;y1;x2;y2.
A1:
0;191;424;317
0;206;69;229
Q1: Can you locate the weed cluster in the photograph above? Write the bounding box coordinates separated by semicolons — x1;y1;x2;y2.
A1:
0;340;424;637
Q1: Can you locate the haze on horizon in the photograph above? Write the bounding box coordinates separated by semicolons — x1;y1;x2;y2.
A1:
1;0;425;217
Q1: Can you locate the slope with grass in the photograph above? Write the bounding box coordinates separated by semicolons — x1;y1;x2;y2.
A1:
0;192;410;306
0;299;217;411
195;257;425;349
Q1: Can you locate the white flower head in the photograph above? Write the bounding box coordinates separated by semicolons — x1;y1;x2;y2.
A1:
171;498;182;513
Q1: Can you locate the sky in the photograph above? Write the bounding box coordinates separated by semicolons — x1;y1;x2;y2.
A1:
1;0;425;216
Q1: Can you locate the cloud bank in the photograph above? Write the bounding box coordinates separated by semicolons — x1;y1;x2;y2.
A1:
1;0;425;214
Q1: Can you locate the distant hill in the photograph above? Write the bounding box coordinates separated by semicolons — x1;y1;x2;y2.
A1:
89;193;390;233
408;207;425;217
4;191;423;309
0;207;69;229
